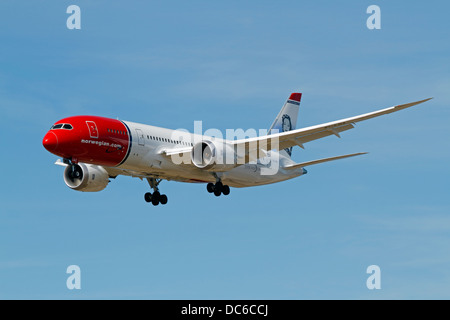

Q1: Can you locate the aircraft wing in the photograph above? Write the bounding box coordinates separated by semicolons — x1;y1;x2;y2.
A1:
230;98;432;160
160;147;192;157
158;147;193;168
160;98;431;167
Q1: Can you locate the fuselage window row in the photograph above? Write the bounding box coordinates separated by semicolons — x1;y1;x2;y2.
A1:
142;134;193;146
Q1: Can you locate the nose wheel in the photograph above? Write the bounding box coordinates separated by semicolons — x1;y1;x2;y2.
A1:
207;181;230;197
144;178;168;206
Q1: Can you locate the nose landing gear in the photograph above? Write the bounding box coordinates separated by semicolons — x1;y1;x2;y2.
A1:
144;178;168;206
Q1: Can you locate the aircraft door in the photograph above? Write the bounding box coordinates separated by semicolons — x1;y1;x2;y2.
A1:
136;129;145;146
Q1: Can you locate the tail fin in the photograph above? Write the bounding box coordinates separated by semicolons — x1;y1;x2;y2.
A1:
268;93;301;157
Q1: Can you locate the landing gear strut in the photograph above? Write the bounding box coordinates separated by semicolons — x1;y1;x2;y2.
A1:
144;178;168;206
207;181;231;197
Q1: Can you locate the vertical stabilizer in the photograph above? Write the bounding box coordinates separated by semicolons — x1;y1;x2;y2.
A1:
268;93;301;157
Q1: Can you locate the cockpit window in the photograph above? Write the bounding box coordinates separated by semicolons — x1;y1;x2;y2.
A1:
51;123;73;130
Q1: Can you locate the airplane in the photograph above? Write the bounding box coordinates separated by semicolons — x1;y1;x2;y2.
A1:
42;93;432;206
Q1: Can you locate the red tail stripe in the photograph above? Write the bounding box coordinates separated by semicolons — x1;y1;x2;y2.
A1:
289;93;302;102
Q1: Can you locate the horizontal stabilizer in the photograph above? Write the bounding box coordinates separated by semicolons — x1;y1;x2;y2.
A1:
283;152;368;170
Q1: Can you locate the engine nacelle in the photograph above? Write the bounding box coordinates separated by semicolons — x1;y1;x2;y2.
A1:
63;163;109;192
191;140;238;171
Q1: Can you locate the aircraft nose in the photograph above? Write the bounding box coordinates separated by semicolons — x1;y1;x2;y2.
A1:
43;131;58;152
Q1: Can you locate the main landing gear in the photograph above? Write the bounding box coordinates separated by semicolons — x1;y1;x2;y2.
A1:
144;178;168;206
207;181;230;197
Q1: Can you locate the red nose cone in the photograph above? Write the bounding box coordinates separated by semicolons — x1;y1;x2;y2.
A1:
43;131;58;152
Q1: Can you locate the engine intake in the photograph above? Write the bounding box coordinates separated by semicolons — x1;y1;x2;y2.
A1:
63;163;109;192
191;140;237;171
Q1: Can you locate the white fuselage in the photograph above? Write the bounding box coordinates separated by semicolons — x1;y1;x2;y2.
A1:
116;121;304;188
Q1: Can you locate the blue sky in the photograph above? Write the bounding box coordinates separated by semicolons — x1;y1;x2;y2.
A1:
1;1;449;299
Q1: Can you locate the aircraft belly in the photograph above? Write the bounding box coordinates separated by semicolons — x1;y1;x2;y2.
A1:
116;139;303;187
222;165;301;188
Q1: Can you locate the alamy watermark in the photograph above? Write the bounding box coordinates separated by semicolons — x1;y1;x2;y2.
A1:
367;5;381;30
66;265;81;290
366;265;381;290
168;121;282;176
67;5;81;30
66;5;381;31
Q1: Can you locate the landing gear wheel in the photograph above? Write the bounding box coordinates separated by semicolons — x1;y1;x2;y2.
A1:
160;194;168;205
145;178;168;206
151;191;160;206
222;185;230;196
208;179;231;197
144;192;152;203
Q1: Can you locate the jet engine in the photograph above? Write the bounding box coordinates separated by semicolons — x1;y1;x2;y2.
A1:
191;140;238;171
63;163;109;192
